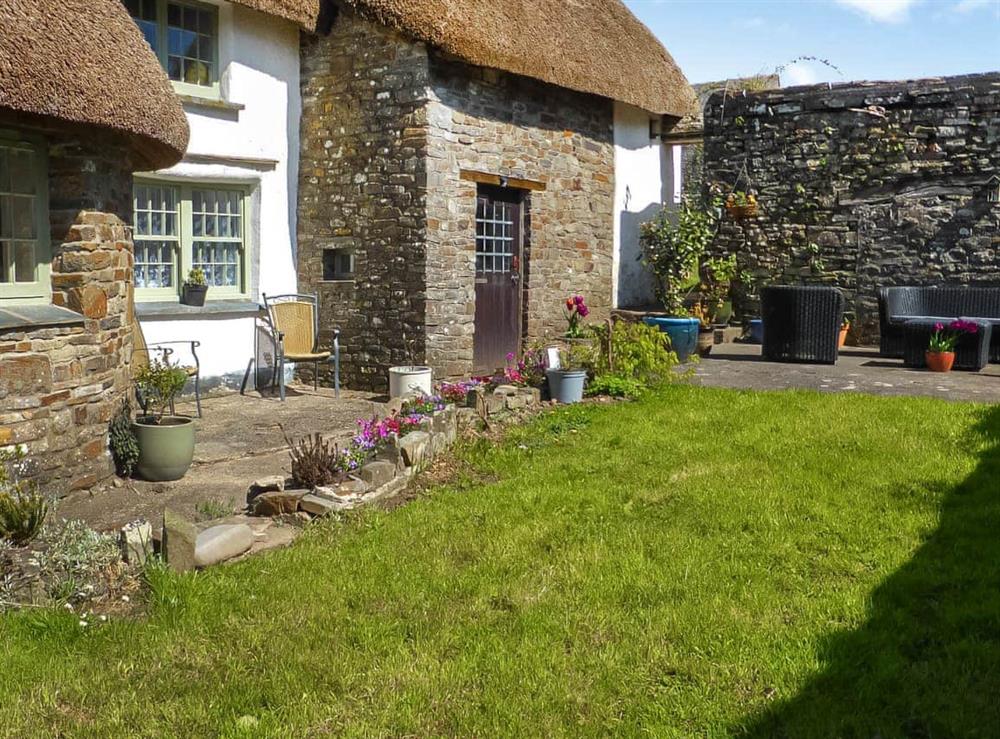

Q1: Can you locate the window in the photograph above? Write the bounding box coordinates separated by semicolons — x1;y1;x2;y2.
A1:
0;137;48;301
133;181;247;300
475;188;519;274
123;0;219;95
322;248;355;281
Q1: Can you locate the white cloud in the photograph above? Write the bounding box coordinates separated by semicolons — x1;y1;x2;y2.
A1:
953;0;991;11
783;64;820;86
834;0;919;22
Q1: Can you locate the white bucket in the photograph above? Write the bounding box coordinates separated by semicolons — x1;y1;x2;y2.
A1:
388;366;433;399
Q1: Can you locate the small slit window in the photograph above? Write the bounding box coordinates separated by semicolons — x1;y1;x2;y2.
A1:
323;248;355;281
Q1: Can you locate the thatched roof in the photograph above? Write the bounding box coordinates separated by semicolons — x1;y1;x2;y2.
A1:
0;0;188;169
231;0;696;117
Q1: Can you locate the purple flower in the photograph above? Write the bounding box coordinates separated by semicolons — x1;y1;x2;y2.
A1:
934;322;944;332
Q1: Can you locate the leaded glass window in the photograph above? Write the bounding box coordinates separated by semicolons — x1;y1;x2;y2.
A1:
192;189;243;288
132;181;247;300
133;184;179;290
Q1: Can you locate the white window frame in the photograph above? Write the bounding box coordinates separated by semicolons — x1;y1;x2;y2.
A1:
0;133;50;304
133;179;250;302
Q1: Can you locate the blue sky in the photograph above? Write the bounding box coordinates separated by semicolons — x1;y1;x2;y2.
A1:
623;0;999;86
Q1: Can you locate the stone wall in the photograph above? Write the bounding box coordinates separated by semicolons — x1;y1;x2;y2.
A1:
1;130;135;494
703;73;1000;341
298;5;616;389
298;7;430;391
424;56;615;376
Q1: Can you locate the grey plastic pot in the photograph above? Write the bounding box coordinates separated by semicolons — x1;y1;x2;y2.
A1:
546;368;587;404
132;415;196;482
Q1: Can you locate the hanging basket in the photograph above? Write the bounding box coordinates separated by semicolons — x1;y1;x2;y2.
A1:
725;201;758;220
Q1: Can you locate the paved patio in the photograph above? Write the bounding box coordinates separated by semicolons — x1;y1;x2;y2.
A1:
59;385;381;532
694;343;1000;403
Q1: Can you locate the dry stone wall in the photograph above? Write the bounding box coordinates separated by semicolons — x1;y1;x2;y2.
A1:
703;73;1000;341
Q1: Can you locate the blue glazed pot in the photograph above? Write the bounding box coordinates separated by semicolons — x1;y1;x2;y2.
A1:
643;317;700;362
749;319;764;344
546;368;587;404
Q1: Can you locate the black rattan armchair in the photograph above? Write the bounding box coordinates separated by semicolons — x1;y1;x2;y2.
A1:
761;285;845;365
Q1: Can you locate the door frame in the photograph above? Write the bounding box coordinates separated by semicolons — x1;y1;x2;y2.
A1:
472;184;529;373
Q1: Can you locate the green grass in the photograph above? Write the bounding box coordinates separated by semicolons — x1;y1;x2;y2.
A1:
3;386;1000;737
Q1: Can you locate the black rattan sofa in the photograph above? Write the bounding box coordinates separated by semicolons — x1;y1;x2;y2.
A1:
761;285;845;364
877;286;1000;362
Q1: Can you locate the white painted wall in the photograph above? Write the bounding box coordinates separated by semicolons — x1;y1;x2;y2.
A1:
612;102;670;310
139;2;300;384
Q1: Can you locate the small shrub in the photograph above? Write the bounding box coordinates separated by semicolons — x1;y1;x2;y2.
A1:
586;374;648;399
134;359;189;422
109;397;139;477
0;448;47;546
286;432;350;489
35;520;122;604
590;321;681;387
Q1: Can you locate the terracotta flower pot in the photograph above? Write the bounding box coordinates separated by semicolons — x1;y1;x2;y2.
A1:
838;327;849;348
925;351;955;373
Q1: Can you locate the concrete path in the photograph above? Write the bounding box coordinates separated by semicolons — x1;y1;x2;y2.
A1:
694;343;1000;403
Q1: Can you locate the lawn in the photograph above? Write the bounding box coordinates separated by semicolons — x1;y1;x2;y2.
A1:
2;386;999;737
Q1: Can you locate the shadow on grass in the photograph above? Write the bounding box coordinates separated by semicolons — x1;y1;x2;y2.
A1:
738;404;1000;738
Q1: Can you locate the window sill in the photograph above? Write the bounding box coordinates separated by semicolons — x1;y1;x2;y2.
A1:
136;300;261;320
0;304;84;332
176;94;245;113
319;279;356;285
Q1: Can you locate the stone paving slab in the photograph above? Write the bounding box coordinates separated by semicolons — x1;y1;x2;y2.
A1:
58;385;380;532
694;343;1000;403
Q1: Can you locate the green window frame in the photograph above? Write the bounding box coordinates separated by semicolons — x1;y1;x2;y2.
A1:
0;133;50;303
123;0;221;99
133;180;249;302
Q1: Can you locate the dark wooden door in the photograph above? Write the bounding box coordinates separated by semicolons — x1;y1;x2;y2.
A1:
473;186;523;373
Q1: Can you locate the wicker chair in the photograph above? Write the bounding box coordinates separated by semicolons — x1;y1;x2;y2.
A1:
761;285;845;365
131;318;202;417
263;293;340;399
878;286;1000;362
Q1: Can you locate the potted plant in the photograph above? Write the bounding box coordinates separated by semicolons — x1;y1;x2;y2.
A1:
639;199;717;362
926;320;978;373
838;312;854;349
546;342;592;404
692;302;715;357
724;190;758;220
180;268;208;307
132;359;196;481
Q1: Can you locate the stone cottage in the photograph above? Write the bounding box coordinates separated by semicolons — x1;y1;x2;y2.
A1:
283;0;695;386
0;0;188;492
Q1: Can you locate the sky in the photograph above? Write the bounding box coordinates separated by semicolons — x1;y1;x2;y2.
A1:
623;0;999;87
